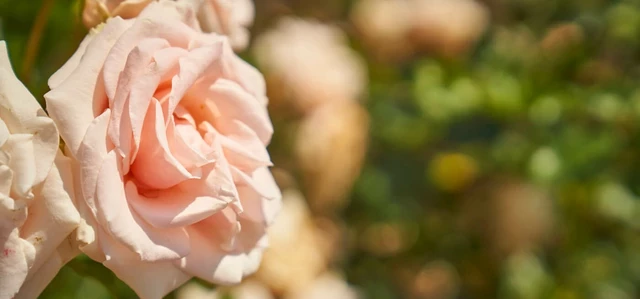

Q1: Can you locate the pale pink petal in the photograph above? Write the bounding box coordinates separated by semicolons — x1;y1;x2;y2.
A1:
95;151;191;261
166;40;225;118
0;41;58;188
77;109;112;218
0;223;32;299
229;54;268;105
13;234;81;299
176;220;267;284
217;119;272;172
0;119;8;147
130;100;197;189
129;46;187;162
0;165;11;195
3;135;37;199
48;34;96;89
210;79;272;144
126;180;229;228
111;0;154;19
107;37;171;165
103;13;196;100
234;167;282;225
19;153;81;283
45;18;132;156
175;225;244;285
98;226;192;299
168;118;214;170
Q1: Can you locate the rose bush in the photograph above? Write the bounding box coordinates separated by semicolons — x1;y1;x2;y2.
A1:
46;1;280;298
0;41;82;299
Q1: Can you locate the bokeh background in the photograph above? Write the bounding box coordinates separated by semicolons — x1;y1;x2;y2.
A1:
2;0;640;298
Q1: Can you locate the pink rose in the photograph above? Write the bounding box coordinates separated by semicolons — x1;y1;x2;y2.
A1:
0;42;82;299
253;18;367;113
82;0;154;28
46;1;280;298
188;0;255;51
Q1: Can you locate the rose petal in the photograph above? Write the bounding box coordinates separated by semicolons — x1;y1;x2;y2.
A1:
0;41;59;188
98;226;192;299
19;154;81;283
216;119;272;172
209;79;273;144
234;167;282;225
3;135;36;199
176;219;267;285
126;179;229;228
77;109;112;218
0;223;32;299
45;17;132;156
130;100;197;189
95;151;190;261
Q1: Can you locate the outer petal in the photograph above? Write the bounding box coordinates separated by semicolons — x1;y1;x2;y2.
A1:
3;135;37;199
209;79;273;144
45;17;133;157
235;167;282;225
77;109;112;218
98;226;191;299
0;227;31;299
18;152;81;284
0;42;58;189
176;220;268;285
95;151;191;261
14;233;81;299
48;33;96;89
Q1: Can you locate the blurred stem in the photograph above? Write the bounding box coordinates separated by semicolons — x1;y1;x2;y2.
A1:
22;0;56;85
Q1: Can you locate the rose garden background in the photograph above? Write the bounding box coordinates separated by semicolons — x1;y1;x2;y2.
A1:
2;0;640;298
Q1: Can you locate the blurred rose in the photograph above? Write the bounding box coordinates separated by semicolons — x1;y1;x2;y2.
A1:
256;189;332;296
253;17;367;114
540;23;585;56
175;282;218;299
351;0;414;60
411;261;460;299
176;280;274;299
0;42;82;299
285;271;360;299
490;181;554;255
83;0;154;28
295;101;369;213
410;0;489;58
361;222;418;256
186;0;255;51
45;2;280;298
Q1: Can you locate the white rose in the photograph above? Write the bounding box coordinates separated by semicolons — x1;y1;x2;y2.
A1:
0;41;82;299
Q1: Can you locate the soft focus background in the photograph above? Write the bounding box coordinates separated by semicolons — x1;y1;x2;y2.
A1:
2;0;640;298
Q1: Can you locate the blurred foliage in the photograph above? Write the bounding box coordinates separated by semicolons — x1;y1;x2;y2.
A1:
3;0;640;298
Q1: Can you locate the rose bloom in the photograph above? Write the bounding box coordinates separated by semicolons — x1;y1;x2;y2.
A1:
255;189;333;296
351;0;415;61
0;42;81;299
176;279;273;299
84;0;255;51
45;1;281;298
295;101;369;213
285;272;360;299
410;0;489;58
186;0;255;51
253;17;367;114
83;0;154;28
